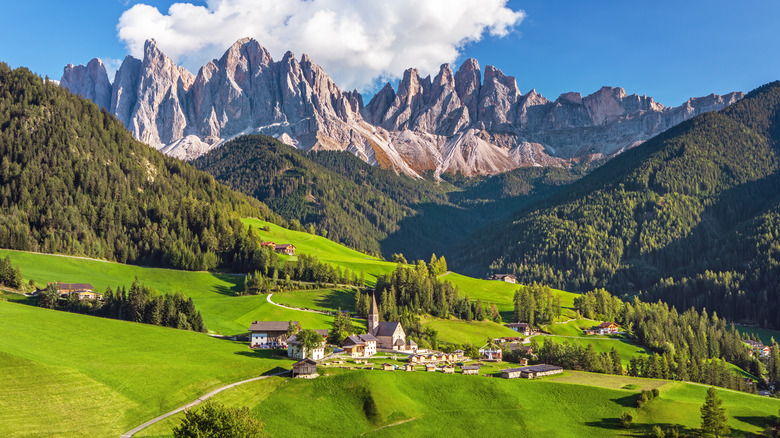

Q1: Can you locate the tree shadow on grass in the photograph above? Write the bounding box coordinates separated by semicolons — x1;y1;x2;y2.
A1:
735;415;773;428
612;394;640;408
312;289;356;312
584;417;624;431
584;420;692;436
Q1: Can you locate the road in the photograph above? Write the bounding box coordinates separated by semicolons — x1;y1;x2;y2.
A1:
266;293;333;315
120;371;288;437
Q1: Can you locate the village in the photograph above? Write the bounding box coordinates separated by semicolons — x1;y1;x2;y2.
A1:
42;276;777;388
251;290;566;380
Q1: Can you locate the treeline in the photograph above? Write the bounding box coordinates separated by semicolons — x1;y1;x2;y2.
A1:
0;63;282;272
574;289;761;379
462;81;780;329
626;354;756;393
365;257;501;323
38;280;206;332
194;135;448;256
0;256;23;289
534;340;623;375
241;251;364;294
513;283;563;325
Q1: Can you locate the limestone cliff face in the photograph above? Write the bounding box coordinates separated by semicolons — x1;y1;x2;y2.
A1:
62;38;743;177
60;58;112;111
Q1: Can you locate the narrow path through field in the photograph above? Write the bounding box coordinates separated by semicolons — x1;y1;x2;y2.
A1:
120;371;288;438
361;417;421;435
539;334;626;341
266;293;333;315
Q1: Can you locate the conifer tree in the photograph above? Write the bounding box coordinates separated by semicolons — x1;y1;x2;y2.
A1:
700;387;729;437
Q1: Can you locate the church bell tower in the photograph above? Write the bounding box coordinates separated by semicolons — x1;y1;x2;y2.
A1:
368;291;379;335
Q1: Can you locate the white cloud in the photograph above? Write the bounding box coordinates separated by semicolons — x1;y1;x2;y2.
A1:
116;0;524;92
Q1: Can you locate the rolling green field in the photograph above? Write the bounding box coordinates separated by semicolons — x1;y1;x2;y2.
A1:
536;334;652;366
0;301;293;437
420;316;521;346
271;288;358;313
544;318;601;337
0;249;334;335
242;218;400;286
137;368;780;438
242;218;580;317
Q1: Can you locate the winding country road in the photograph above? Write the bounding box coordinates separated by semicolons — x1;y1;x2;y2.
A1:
266;293;333;315
120;371;288;438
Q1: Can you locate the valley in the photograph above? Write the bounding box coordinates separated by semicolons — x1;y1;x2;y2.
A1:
1;11;779;435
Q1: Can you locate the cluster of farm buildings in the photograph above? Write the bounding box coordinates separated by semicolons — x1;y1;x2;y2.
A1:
260;242;296;256
250;291;563;380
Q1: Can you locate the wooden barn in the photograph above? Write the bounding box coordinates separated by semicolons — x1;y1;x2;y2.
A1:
292;358;318;378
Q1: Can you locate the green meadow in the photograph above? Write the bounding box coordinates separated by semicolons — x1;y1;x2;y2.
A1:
136;368;780;438
420;316;521;346
242;217;400;286
544;318;601;337
0;301;292;437
271;288;358;313
737;326;780;345
537;335;652;366
242;218;580;318
0;249;334;335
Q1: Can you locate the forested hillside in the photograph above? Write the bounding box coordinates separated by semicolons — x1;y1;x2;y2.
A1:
0;64;280;271
194;135;448;255
459;81;780;327
195;135;581;259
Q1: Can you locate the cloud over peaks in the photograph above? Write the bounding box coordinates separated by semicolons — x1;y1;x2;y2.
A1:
117;0;524;91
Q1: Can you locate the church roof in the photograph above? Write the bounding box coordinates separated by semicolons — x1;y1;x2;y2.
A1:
375;321;401;337
370;292;378;316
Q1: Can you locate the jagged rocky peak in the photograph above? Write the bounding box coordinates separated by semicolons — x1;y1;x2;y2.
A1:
62;37;744;177
454;58;482;118
61;58;112;110
142;39;195;90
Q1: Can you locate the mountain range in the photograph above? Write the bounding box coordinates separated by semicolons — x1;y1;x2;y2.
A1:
61;38;743;177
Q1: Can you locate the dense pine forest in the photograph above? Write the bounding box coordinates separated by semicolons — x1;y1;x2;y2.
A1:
460;81;780;328
194;135;450;255
195;134;581;260
0;64;284;272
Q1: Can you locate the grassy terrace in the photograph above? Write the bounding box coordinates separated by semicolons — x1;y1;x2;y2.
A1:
242;217;399;287
243;218;580;318
0;249;335;335
136;368;780;438
0;301;290;437
538;319;651;365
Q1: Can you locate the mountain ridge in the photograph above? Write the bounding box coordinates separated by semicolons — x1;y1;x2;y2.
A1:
61;38;742;177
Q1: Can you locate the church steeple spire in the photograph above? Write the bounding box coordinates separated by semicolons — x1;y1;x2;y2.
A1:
368;291;379;335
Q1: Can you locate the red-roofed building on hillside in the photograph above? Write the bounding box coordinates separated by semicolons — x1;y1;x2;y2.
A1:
596;322;619;334
274;244;296;256
49;283;103;301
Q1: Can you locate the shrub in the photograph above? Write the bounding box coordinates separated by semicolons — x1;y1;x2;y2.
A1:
620;411;633;429
173;401;267;438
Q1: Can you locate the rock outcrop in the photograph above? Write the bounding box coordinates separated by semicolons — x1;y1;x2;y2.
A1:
62;38;743;177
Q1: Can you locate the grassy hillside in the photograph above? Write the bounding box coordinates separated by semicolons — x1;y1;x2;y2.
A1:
243;218;579;316
242;218;399;286
0;249;334;335
136;369;780;437
0;301;291;437
195;135;448;255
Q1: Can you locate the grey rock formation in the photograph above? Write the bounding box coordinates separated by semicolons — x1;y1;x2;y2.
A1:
62;39;743;177
61;58;112;110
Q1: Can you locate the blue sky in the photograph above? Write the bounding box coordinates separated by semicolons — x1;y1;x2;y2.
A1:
2;0;778;106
